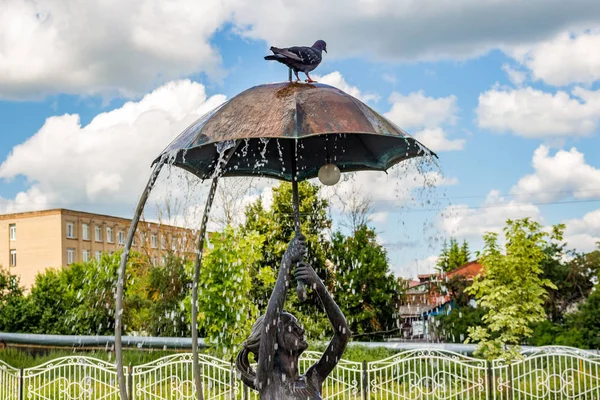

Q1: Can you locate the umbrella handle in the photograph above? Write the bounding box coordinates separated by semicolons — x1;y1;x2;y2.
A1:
296;277;307;302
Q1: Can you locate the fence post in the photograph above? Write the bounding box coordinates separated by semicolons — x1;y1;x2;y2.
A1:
128;363;133;400
230;358;235;400
362;360;368;400
486;361;493;400
19;367;24;400
508;363;514;400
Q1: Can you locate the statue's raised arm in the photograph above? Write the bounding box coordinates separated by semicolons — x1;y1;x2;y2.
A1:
236;234;350;399
295;261;351;386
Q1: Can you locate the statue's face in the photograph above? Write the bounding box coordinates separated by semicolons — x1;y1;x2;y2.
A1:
279;314;308;354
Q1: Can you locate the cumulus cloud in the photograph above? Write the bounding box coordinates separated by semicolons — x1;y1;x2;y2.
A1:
563;209;600;252
0;0;230;99
392;255;438;279
509;30;600;86
501;64;527;86
511;146;600;202
385;91;457;130
442;190;542;239
476;86;600;138
232;0;600;63
0;80;226;215
314;71;379;103
325;161;458;214
384;91;464;152
414;128;466;152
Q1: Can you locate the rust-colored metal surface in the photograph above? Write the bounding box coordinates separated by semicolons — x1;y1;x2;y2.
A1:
158;82;434;181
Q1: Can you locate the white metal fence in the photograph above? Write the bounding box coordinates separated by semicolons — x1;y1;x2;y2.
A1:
1;346;599;399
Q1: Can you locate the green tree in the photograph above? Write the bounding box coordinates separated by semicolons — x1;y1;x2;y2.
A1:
556;288;600;349
541;244;597;323
196;227;263;356
435;306;486;343
0;266;29;332
330;225;400;339
144;254;192;337
466;219;561;360
437;238;470;272
242;181;333;338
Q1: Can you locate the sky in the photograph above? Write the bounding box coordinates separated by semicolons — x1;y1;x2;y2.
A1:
1;0;600;278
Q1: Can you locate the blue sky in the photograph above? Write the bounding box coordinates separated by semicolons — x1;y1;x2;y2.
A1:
1;1;600;277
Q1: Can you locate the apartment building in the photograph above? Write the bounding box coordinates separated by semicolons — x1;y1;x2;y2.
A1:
0;209;197;288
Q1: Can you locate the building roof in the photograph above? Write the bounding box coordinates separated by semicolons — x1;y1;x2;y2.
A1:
0;208;190;231
447;261;483;280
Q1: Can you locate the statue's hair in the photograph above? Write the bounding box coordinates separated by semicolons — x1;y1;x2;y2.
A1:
235;314;264;390
235;312;294;390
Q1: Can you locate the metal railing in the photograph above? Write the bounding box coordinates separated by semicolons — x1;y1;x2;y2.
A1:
1;346;599;399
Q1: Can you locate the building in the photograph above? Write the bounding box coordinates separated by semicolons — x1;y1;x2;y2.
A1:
398;261;483;340
0;209;198;288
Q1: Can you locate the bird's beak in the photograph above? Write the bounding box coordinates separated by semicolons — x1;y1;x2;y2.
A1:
324;49;327;53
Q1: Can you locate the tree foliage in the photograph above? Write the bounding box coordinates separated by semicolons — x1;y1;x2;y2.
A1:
242;181;333;338
330;225;400;339
196;227;263;356
437;238;470;272
466;218;561;360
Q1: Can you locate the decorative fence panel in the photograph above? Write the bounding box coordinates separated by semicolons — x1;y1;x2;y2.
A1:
0;360;20;400
22;356;120;400
491;347;600;400
2;346;600;399
132;353;234;400
367;349;487;400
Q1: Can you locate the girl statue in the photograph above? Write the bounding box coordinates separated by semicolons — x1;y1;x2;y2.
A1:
236;234;351;399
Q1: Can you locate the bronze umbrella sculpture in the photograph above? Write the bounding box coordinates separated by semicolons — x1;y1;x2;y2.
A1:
113;82;436;400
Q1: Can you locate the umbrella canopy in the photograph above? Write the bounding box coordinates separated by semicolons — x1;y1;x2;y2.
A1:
157;82;435;181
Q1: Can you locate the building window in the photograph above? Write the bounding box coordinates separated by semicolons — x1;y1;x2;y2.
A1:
66;222;75;238
66;248;75;265
106;227;114;243
95;250;102;262
152;257;158;266
82;223;90;240
118;231;125;245
161;235;166;249
151;234;157;248
82;249;90;262
9;224;16;241
10;249;16;267
132;235;137;246
95;226;102;242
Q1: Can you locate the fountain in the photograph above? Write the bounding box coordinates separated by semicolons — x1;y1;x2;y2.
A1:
114;81;436;399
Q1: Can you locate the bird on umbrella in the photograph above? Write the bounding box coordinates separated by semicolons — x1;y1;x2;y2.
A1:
264;40;327;83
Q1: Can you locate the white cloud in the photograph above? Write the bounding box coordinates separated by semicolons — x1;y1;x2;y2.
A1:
325;161;458;212
476;86;600;138
385;91;457;130
384;91;464;152
563;209;600;252
414;128;465;152
442;190;542;239
393;255;438;279
501;64;527;86
0;0;231;99
4;1;600;100
509;30;600;86
232;0;600;63
0;80;227;215
511;146;600;202
314;71;379;103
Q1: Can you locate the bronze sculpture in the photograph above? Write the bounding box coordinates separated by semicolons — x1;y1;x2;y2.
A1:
236;234;351;399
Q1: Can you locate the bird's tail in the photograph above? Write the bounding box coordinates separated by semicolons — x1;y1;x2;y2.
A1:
264;54;285;61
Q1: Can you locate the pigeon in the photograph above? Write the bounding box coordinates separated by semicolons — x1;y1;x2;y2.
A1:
264;40;327;83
